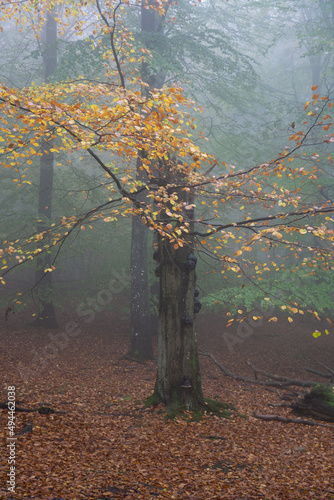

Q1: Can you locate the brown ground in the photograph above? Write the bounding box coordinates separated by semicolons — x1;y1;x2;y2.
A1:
0;310;333;500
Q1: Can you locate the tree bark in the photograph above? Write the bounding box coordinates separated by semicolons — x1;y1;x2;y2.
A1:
154;237;204;411
31;11;58;328
129;0;167;358
130;158;154;359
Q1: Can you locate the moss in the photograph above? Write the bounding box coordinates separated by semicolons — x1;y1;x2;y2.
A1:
203;398;236;418
162;397;236;421
144;389;161;408
309;384;334;407
164;390;183;419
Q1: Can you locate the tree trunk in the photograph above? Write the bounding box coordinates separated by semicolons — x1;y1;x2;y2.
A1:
32;11;58;328
130;186;154;359
129;0;166;358
154;238;204;412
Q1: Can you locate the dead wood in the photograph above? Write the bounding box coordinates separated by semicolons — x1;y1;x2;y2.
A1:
253;413;334;428
199;349;317;388
305;368;333;379
199;349;334;422
292;385;334;422
246;361;317;387
314;359;334;376
0;402;60;414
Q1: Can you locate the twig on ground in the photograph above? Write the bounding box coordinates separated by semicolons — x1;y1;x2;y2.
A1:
253;413;334;428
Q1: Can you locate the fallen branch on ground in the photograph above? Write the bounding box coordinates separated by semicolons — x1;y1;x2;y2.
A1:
253;413;334;428
0;402;60;414
199;349;317;388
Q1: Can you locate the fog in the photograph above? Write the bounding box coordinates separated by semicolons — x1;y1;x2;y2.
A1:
0;0;333;349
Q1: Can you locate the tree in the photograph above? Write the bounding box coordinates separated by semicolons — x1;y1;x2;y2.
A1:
32;9;59;328
0;0;333;413
128;0;168;360
128;0;263;359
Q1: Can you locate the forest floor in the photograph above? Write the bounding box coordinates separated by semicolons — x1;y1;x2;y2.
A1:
0;311;333;500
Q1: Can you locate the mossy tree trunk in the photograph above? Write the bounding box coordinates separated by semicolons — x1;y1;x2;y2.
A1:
149;181;204;412
154;237;204;412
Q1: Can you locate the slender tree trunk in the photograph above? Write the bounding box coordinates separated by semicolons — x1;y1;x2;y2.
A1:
32;11;58;328
130;157;154;359
129;0;166;358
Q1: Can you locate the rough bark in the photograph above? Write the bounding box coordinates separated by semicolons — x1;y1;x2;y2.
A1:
153;238;204;412
147;180;205;412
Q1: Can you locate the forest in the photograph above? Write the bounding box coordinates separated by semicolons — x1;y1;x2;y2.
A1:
0;0;333;498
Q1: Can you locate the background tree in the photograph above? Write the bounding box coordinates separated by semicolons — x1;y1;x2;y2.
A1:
32;9;59;328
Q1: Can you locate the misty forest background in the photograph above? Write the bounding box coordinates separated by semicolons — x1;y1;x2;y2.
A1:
0;0;333;345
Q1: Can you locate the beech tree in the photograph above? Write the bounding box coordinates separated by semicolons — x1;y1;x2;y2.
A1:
0;0;333;412
128;0;168;360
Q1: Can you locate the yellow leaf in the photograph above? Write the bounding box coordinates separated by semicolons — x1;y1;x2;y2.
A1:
313;331;321;338
325;329;329;335
269;317;278;322
288;317;293;323
234;249;242;257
